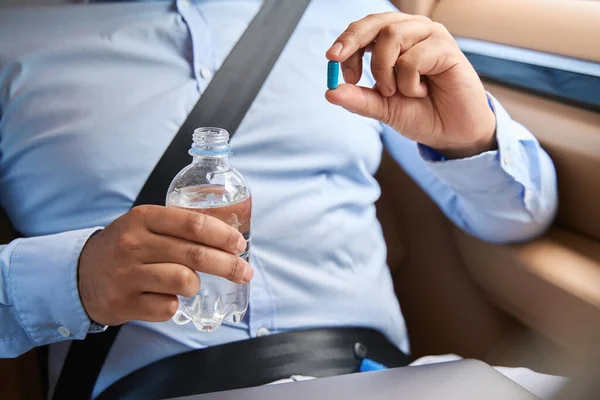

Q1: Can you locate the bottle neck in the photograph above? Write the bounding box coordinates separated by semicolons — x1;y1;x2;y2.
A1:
189;127;232;169
191;154;231;170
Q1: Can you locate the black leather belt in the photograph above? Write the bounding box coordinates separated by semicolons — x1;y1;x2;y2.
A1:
96;327;411;400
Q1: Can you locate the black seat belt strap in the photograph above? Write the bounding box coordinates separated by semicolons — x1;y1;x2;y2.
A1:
52;0;311;398
134;0;311;207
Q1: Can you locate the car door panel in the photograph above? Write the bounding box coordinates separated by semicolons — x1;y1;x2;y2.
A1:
433;0;600;63
379;0;600;374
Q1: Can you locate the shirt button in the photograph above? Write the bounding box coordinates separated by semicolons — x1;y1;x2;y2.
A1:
180;0;191;7
257;327;270;337
199;67;213;80
58;326;71;337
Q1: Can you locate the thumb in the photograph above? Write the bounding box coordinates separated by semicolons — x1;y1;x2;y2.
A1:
325;84;389;123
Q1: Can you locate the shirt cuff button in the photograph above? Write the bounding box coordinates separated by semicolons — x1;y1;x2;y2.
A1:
58;325;71;337
199;67;213;80
257;327;270;337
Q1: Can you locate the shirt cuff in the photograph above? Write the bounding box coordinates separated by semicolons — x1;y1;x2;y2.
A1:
8;228;102;346
418;93;533;194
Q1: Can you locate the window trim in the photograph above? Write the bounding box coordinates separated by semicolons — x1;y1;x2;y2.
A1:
458;40;600;113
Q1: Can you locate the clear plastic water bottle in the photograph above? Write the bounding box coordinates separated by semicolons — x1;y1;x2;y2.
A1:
166;127;251;332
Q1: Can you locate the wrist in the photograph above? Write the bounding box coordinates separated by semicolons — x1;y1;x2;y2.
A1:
435;103;497;160
77;228;105;326
437;131;497;160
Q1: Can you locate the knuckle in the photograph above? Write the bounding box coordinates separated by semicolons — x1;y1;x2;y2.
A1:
130;205;161;226
105;289;122;310
180;284;197;298
149;268;165;287
227;258;246;281
342;23;359;40
129;205;149;220
396;56;415;71
187;245;208;268
376;97;392;125
171;268;190;291
360;88;373;115
226;230;241;252
347;21;358;31
381;24;400;38
117;232;143;253
432;21;449;35
415;15;432;24
188;275;201;297
185;212;206;236
163;297;179;319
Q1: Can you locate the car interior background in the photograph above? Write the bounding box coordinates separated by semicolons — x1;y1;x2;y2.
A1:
1;0;600;398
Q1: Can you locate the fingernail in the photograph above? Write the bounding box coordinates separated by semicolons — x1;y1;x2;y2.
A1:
237;236;247;254
330;42;343;57
243;264;254;283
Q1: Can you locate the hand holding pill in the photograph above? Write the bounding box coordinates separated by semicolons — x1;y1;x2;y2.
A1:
325;12;497;160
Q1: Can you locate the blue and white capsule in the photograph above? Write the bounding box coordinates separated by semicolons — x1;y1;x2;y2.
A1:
327;60;340;90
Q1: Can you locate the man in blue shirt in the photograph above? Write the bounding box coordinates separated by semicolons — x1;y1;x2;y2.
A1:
0;0;558;397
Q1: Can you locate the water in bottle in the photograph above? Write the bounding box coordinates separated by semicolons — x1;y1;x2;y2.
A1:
166;127;251;332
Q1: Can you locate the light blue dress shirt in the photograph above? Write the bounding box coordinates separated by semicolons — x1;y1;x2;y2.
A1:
0;0;557;397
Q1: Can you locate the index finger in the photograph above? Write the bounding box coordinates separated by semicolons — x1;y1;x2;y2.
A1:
133;205;246;255
326;12;412;62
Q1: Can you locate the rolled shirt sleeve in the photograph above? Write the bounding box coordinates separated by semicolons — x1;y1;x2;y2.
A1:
382;93;558;244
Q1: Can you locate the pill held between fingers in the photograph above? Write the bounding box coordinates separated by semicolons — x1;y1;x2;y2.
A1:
327;60;340;90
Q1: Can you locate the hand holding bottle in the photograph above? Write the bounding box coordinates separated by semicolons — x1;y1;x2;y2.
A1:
77;205;253;327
